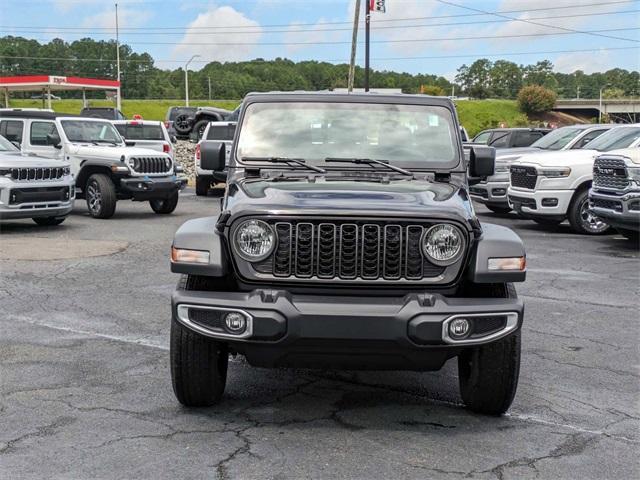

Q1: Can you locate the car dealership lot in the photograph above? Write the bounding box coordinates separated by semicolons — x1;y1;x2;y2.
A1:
1;190;638;480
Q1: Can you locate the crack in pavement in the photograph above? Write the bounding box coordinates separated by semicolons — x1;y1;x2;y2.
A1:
0;416;76;454
527;350;639;380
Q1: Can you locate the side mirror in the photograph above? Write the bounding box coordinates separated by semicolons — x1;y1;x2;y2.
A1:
171;135;177;144
200;141;226;172
468;145;495;185
124;140;136;147
46;134;62;149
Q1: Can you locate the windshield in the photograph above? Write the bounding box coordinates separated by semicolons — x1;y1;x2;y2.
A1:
61;120;123;144
530;127;583;150
0;134;19;151
586;127;640;152
115;124;164;140
236;102;458;169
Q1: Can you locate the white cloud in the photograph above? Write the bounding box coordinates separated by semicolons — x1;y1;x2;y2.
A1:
81;6;152;30
553;49;612;74
172;5;263;66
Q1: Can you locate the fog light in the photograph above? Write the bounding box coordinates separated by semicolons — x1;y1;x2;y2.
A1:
492;188;506;196
224;312;247;334
541;198;558;207
449;318;471;339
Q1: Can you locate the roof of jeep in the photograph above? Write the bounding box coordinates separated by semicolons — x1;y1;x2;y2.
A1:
243;91;456;107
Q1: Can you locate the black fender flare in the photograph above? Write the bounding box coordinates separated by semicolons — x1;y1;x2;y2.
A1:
170;216;230;277
468;223;526;283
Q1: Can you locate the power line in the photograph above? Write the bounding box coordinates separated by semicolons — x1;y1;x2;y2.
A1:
1;0;635;31
435;0;640;43
4;9;638;36
2;46;637;66
11;27;640;46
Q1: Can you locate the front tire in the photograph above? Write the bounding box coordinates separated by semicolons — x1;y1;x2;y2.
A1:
458;283;521;415
170;317;228;407
195;175;211;196
568;189;610;235
487;205;512;214
85;174;117;219
193;120;209;140
33;216;66;226
150;191;179;214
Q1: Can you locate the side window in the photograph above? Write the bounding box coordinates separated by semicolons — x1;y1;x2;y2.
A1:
489;132;510;148
0;120;25;144
473;131;491;144
30;121;60;146
513;131;542;147
572;129;606;149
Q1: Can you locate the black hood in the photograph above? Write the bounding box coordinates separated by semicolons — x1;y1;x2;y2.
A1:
225;178;476;228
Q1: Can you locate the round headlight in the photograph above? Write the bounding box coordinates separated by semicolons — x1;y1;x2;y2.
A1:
165;158;172;169
422;224;465;266
234;219;276;261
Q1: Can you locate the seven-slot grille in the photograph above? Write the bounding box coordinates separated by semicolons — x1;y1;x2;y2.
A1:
593;156;629;190
10;167;65;181
510;166;538;189
254;220;450;282
130;156;171;174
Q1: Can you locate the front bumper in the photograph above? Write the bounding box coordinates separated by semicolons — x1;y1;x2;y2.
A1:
470;178;510;207
508;187;574;218
172;288;524;371
589;189;640;231
119;175;186;200
0;181;75;220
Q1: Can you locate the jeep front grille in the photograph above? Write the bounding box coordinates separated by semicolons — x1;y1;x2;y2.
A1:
130;156;171;174
510;166;537;189
11;167;65;182
252;220;453;282
593;156;629;190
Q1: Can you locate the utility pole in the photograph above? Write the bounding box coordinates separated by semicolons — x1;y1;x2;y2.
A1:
185;54;201;107
115;3;121;111
364;0;370;92
208;77;212;101
577;86;580;100
347;0;361;93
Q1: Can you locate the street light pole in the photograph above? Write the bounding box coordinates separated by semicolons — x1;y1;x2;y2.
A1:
115;3;122;111
185;54;201;107
364;0;370;92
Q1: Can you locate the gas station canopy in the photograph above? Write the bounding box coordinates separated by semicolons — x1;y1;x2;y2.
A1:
0;75;121;109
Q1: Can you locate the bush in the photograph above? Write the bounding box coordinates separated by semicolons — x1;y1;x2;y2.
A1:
420;85;446;96
517;85;557;114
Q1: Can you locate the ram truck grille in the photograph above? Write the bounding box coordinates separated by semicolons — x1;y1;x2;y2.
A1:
593;156;629;191
510;166;538;189
10;167;65;181
253;220;450;282
130;157;171;174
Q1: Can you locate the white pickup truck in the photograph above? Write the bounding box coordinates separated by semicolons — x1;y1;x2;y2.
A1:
507;124;640;234
0;110;186;219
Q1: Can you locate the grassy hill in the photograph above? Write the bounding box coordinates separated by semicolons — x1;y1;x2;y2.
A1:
11;98;533;137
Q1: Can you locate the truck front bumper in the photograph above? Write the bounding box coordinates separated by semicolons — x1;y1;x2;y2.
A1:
469;179;510;208
0;182;75;220
589;190;640;231
172;288;524;371
508;187;574;219
119;175;186;201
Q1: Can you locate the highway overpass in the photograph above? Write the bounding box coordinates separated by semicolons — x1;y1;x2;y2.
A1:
553;99;640;123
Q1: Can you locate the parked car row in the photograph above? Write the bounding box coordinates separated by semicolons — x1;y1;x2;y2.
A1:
0;109;187;224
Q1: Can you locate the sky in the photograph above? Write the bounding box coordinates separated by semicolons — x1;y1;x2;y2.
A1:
1;0;639;79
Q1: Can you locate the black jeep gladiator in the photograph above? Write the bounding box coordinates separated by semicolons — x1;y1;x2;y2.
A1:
169;92;527;415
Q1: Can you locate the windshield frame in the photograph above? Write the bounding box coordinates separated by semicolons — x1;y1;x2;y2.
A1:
60;119;124;145
232;97;463;173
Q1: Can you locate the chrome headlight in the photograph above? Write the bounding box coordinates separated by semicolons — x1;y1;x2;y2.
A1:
63;166;71;176
422;224;465;266
234;219;276;262
165;157;172;169
628;166;640;186
538;167;571;178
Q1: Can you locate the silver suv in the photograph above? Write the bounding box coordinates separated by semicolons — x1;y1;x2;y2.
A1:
0;135;74;225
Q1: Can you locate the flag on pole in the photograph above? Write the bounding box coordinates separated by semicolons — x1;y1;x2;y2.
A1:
370;0;386;13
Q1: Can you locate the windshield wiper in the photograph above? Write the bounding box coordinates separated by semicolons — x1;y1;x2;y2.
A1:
91;139;119;146
242;156;326;173
324;157;413;176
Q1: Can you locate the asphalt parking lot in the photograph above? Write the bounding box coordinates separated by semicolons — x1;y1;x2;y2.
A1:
1;189;638;480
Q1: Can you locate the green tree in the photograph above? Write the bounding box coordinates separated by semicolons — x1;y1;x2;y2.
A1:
517;85;557;114
456;59;493;99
